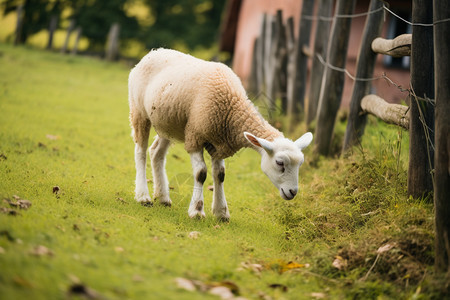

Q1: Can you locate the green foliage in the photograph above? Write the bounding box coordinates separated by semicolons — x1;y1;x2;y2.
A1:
142;0;226;50
0;44;447;299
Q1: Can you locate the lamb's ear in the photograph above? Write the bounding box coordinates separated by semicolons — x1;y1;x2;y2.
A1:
295;132;313;150
244;132;273;154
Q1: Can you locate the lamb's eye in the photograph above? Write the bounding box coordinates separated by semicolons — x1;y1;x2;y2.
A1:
276;160;285;172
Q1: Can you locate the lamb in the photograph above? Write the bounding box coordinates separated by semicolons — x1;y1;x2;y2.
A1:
128;48;313;220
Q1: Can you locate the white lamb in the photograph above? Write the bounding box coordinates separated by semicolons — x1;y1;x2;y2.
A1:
128;48;313;221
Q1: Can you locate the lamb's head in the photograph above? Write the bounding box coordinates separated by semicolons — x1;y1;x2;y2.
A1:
244;132;313;200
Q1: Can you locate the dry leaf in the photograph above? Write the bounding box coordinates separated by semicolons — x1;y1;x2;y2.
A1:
68;283;102;299
239;262;264;274
268;283;288;292
0;246;5;254
114;246;124;253
377;243;395;254
17;200;31;209
188;231;201;239
332;256;347;270
30;245;54;257
46;134;60;140
209;286;234;299
175;277;196;292
283;261;309;272
311;292;327;299
207;185;214;191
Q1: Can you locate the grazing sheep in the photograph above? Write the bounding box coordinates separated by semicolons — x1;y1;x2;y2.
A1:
128;48;313;220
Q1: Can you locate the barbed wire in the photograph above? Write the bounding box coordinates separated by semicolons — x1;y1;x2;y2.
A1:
301;1;450;27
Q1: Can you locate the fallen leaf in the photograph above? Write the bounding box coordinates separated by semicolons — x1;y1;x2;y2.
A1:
132;274;144;282
17;199;31;209
268;283;288;292
209;286;234;299
46;134;60;140
207;185;214;191
0;246;5;254
239;262;264;274
282;261;309;272
12;195;20;200
30;245;54;257
52;186;60;194
1;207;18;216
114;246;125;253
377;243;395;254
332;256;347;270
188;231;201;239
68;283;102;299
175;277;196;292
311;292;327;299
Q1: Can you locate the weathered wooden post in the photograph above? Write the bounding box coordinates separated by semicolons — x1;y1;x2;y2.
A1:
61;19;75;54
286;0;314;120
306;0;333;129
342;0;384;152
14;4;24;45
314;0;356;156
105;22;120;61
408;0;434;199
433;0;450;274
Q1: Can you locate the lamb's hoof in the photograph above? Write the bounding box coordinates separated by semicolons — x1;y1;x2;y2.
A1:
213;208;230;222
136;193;153;206
140;201;153;207
189;210;206;219
155;195;172;207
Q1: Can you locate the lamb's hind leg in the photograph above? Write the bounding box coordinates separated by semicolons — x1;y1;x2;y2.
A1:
212;158;230;221
132;113;152;205
149;135;172;206
188;151;207;218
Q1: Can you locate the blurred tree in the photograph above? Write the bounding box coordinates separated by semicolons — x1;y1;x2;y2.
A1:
2;0;64;44
69;0;140;52
142;0;225;50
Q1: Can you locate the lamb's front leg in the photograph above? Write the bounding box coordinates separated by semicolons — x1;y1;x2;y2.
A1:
211;158;230;221
188;151;207;218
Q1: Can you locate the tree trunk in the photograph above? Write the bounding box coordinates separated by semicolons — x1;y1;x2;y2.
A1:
306;0;333;129
61;19;75;54
314;0;356;156
408;0;434;199
46;15;58;50
71;27;82;55
14;4;24;46
286;0;314;120
105;23;120;61
342;0;384;152
433;0;450;274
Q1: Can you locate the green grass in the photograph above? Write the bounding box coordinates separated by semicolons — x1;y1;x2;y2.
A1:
0;43;444;299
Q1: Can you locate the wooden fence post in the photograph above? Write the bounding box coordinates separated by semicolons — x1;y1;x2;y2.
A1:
342;0;384;152
286;0;314;120
314;0;356;156
105;22;120;61
306;0;333;129
61;19;75;54
433;0;450;274
408;0;434;199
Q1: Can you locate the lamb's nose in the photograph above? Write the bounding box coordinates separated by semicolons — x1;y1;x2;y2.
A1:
289;189;298;197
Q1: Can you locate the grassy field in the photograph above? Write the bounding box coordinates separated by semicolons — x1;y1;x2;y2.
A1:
0;43;443;299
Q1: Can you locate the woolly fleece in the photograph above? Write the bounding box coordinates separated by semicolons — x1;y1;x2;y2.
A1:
129;48;282;159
